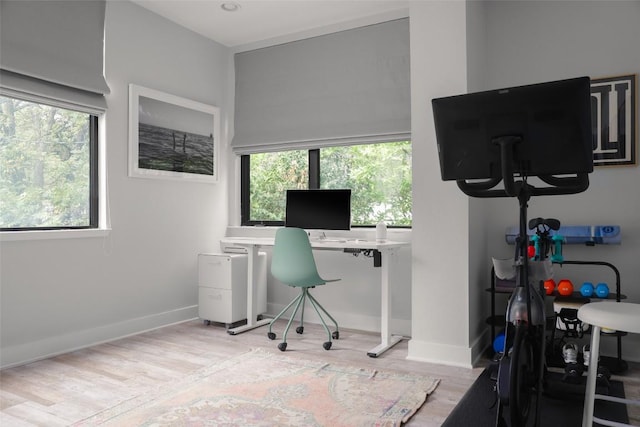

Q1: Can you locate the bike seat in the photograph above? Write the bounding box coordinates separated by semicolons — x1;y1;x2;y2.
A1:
528;217;561;231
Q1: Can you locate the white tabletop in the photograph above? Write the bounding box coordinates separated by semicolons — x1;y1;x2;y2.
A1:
221;236;409;250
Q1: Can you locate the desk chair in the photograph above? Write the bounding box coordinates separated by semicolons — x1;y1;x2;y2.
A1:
267;227;340;351
577;302;640;427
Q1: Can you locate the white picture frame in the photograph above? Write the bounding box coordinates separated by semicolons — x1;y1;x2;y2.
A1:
128;84;220;183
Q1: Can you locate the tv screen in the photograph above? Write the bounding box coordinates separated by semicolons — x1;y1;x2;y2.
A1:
285;189;351;231
432;77;593;181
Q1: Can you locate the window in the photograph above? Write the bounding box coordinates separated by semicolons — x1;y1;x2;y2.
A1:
241;142;411;227
0;95;98;230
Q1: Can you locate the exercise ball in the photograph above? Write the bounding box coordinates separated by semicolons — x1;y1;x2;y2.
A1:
595;282;610;298
543;279;556;295
557;279;574;296
493;332;506;353
580;282;594;297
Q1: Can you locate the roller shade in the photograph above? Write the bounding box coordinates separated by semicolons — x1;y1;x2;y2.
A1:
232;18;410;154
0;0;110;110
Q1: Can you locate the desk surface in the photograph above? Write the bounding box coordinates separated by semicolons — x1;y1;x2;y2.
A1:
221;236;409;250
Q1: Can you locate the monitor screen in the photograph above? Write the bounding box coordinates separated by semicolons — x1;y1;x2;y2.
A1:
285;189;351;231
432;77;593;181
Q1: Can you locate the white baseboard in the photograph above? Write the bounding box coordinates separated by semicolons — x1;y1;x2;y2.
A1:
1;305;198;369
407;338;476;368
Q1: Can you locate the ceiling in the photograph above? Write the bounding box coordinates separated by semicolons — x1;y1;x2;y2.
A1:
131;0;409;49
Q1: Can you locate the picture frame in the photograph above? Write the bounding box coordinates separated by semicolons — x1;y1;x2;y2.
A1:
590;74;637;167
128;84;220;182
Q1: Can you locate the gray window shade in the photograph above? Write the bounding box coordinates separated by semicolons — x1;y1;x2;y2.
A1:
0;0;109;110
232;18;410;154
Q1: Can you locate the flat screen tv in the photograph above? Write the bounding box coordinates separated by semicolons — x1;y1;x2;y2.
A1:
285;189;351;231
431;77;593;182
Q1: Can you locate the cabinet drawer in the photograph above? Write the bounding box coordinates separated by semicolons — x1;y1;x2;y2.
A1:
198;287;243;324
198;254;247;290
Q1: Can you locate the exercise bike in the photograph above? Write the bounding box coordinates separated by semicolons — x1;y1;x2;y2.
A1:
431;76;594;426
495;215;559;427
455;136;591;427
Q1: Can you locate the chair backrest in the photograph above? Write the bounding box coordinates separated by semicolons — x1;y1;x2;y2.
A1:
271;227;326;287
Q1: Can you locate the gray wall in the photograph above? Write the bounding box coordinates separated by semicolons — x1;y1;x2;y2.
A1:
481;1;640;360
0;1;231;368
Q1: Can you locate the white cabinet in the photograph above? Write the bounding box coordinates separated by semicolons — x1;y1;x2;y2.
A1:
198;252;267;326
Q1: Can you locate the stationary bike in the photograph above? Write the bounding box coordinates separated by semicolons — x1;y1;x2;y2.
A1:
453;136;591;427
495;215;560;427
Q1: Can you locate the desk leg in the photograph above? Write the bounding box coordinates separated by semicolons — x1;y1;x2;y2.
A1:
228;245;271;335
367;248;406;357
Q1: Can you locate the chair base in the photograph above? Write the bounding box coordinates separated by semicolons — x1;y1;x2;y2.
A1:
267;287;339;351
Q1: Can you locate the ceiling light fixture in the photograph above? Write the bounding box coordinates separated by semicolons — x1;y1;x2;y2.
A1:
221;2;241;12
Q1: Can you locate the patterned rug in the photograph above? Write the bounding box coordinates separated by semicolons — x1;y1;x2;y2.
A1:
74;348;440;426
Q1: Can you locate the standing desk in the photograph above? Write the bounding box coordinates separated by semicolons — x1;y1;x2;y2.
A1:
219;236;410;357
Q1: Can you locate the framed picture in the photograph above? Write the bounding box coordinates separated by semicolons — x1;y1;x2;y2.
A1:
590;74;637;166
128;84;220;182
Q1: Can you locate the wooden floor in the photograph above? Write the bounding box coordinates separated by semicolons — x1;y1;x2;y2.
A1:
1;319;638;426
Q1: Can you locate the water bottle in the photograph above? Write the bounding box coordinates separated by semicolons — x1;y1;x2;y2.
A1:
376;221;387;242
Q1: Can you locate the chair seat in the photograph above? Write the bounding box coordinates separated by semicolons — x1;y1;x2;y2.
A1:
578;302;640;334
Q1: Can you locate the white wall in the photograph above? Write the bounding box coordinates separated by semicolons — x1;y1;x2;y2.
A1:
0;1;231;368
407;1;477;367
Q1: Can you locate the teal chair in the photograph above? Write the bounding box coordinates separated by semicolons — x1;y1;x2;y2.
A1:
267;227;340;351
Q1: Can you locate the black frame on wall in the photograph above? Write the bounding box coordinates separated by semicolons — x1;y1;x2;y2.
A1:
590;74;637;167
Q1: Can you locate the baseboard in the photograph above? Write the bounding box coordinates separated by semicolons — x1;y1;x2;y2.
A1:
406;338;475;368
0;305;198;369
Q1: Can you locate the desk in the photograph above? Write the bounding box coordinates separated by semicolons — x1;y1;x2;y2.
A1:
219;236;410;357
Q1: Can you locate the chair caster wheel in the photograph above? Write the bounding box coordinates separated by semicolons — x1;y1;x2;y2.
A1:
278;342;287;352
267;332;276;340
323;341;332;350
332;331;339;339
296;326;304;334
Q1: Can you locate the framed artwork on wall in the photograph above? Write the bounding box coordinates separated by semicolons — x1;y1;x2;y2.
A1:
590;74;636;167
128;84;220;182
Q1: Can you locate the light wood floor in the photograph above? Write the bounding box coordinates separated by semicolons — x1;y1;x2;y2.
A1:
1;319;638;426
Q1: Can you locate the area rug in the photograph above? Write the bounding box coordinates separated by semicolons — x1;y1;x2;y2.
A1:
75;348;440;426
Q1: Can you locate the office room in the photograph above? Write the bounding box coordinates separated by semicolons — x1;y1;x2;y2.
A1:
1;1;639;426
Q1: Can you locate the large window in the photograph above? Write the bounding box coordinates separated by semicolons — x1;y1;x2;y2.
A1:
0;95;98;230
241;142;411;227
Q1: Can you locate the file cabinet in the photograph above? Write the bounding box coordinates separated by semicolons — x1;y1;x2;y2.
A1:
198;252;267;326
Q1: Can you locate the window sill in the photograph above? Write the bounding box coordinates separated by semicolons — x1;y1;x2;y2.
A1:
0;228;111;242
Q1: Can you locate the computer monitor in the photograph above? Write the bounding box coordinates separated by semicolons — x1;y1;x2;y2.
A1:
285;189;351;231
432;77;593;182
